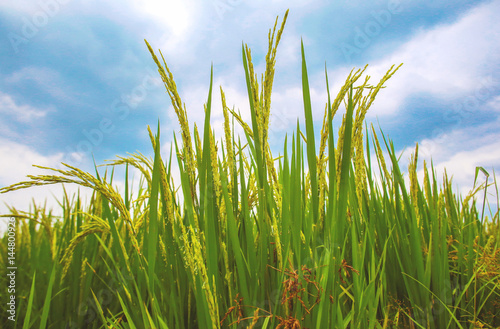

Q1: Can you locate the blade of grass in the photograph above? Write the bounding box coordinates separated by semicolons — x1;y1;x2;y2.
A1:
301;39;319;224
22;272;36;329
117;292;138;329
39;263;56;329
148;122;161;295
402;273;464;329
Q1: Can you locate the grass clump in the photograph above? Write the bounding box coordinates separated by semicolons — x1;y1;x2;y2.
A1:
1;10;499;329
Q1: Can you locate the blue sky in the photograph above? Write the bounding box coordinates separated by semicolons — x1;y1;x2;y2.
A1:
1;0;499;217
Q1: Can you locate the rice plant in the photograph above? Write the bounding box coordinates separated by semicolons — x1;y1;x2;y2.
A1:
1;10;499;328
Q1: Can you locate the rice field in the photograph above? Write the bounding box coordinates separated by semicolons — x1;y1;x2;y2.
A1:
1;10;499;329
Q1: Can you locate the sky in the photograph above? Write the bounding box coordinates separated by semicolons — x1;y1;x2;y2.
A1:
0;0;499;220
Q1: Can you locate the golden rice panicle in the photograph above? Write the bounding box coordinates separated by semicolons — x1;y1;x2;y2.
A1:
353;127;367;204
271;212;283;269
265;144;280;194
194;122;203;162
189;226;219;329
159;165;176;235
244;45;260;119
145;40;198;204
247;308;260;329
362;64;402;116
158;235;169;270
351;79;368;114
317;104;329;226
60;215;111;281
335;113;346;189
352;77;370;140
333;69;368;189
329;66;367;122
263;9;288;129
318;169;328;228
318;103;329;174
221;241;232;297
178;222;196;280
371;125;391;184
229;108;253;138
423;160;432;203
437;188;446;226
409;143;421;225
261;31;280;192
242;44;268;175
0;163;139;252
208;129;224;230
102;152;153;188
257;77;265;151
133;211;148;235
220;87;235;177
80;258;89;288
305;172;311;198
351;82;372;204
190;227;206;279
209;276;220;329
349;65;402;202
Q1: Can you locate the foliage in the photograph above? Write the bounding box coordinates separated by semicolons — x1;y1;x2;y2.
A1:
1;10;499;329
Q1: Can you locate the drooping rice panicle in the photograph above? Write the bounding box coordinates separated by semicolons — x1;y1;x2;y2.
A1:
145;40;198;206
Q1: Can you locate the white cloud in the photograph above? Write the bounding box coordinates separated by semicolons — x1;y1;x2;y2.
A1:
5;66;70;101
0;138;64;186
337;0;500;117
0;137;72;229
0;0;48;15
486;95;500;112
0;92;49;122
397;117;500;198
130;0;202;63
137;0;193;36
0;137;148;232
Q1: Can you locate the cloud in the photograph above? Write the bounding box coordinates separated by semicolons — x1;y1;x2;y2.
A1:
333;0;500;117
135;0;194;37
0;137;68;223
0;92;49;123
0;0;49;15
128;0;204;65
5;66;69;101
0;138;65;185
0;137;138;231
395;116;500;197
0;89;57;148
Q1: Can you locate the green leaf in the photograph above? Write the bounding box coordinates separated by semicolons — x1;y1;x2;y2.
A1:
301;39;319;223
22;272;36;329
148;122;161;295
39;264;56;329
